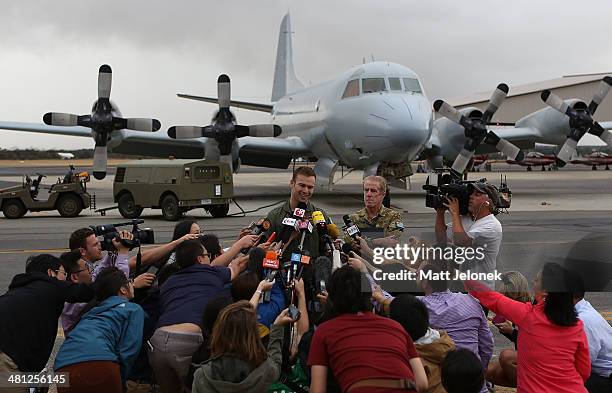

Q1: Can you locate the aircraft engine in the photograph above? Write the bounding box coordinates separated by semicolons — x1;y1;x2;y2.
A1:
167;74;282;173
43;64;161;180
434;83;524;177
541;76;612;166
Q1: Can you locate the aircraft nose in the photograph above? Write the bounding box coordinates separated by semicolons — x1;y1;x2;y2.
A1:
387;98;431;151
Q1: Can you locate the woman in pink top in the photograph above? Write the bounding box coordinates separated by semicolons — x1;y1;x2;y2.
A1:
465;263;590;393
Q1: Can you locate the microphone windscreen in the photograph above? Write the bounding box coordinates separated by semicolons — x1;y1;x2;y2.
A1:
327;223;340;239
312;210;325;225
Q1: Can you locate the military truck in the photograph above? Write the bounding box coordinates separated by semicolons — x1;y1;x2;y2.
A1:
113;159;233;221
0;166;93;219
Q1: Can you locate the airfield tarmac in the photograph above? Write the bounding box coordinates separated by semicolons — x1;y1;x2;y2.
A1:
1;161;610;319
0;162;610;392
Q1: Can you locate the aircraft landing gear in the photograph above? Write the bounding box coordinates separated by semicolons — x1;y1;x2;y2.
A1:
527;166;532;171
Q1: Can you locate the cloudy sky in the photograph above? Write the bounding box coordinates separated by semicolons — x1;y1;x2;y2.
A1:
1;0;611;149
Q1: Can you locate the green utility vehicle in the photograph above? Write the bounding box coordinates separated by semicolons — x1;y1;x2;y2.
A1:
113;159;233;221
0;166;93;219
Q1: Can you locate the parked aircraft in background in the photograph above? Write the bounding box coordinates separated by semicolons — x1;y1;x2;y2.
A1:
0;13;611;188
571;152;612;170
507;151;557;171
57;152;74;159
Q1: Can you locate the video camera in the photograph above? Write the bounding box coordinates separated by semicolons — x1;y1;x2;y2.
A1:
90;219;155;251
423;170;512;215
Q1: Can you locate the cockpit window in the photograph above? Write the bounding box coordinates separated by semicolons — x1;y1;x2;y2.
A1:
388;78;402;91
403;78;422;93
342;79;360;99
362;78;386;94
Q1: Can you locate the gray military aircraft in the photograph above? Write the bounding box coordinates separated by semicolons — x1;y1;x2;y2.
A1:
1;13;612;187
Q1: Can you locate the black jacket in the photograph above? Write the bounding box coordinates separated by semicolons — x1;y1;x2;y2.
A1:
0;273;93;371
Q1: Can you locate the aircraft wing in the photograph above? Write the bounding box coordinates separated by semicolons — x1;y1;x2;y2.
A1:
177;94;274;113
237;136;311;169
110;130;206;158
0;121;92;137
474;126;543;154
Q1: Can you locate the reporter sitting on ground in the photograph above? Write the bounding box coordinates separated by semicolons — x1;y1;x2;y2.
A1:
148;239;248;393
390;294;456;393
465;262;591;393
192;301;295;393
570;270;612;393
441;349;485;393
0;254;93;374
54;267;145;393
308;264;428;393
486;271;531;389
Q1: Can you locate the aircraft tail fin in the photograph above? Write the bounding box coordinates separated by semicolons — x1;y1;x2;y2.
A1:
271;13;304;102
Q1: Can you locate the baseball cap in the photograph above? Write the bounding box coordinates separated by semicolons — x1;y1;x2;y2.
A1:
471;181;501;206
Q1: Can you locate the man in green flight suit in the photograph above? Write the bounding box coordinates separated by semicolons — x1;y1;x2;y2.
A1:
264;166;331;261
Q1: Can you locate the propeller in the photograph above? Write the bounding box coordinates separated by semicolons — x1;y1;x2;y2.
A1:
541;76;612;167
167;74;281;170
433;83;524;178
43;64;161;180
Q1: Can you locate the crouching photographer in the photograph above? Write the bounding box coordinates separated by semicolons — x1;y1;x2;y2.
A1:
433;179;504;289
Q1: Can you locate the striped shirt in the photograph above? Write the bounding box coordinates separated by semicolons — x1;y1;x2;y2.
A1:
419;290;494;376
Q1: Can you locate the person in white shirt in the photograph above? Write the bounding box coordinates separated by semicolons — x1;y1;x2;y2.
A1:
571;271;612;393
435;181;502;289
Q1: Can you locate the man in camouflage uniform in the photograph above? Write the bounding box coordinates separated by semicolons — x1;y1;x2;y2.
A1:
348;175;404;248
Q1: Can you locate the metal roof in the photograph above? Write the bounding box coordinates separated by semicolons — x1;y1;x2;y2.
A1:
448;72;612;107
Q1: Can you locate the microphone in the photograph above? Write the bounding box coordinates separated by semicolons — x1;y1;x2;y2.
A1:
327;223;341;239
261;250;280;302
312;210;326;231
312;256;332;313
279;202;308;246
313;256;332;295
343;214;361;241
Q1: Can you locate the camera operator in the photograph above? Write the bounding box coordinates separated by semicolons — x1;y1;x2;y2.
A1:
435;181;502;289
0;254;93;377
69;227;136;279
347;176;404;251
63;228;159;334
